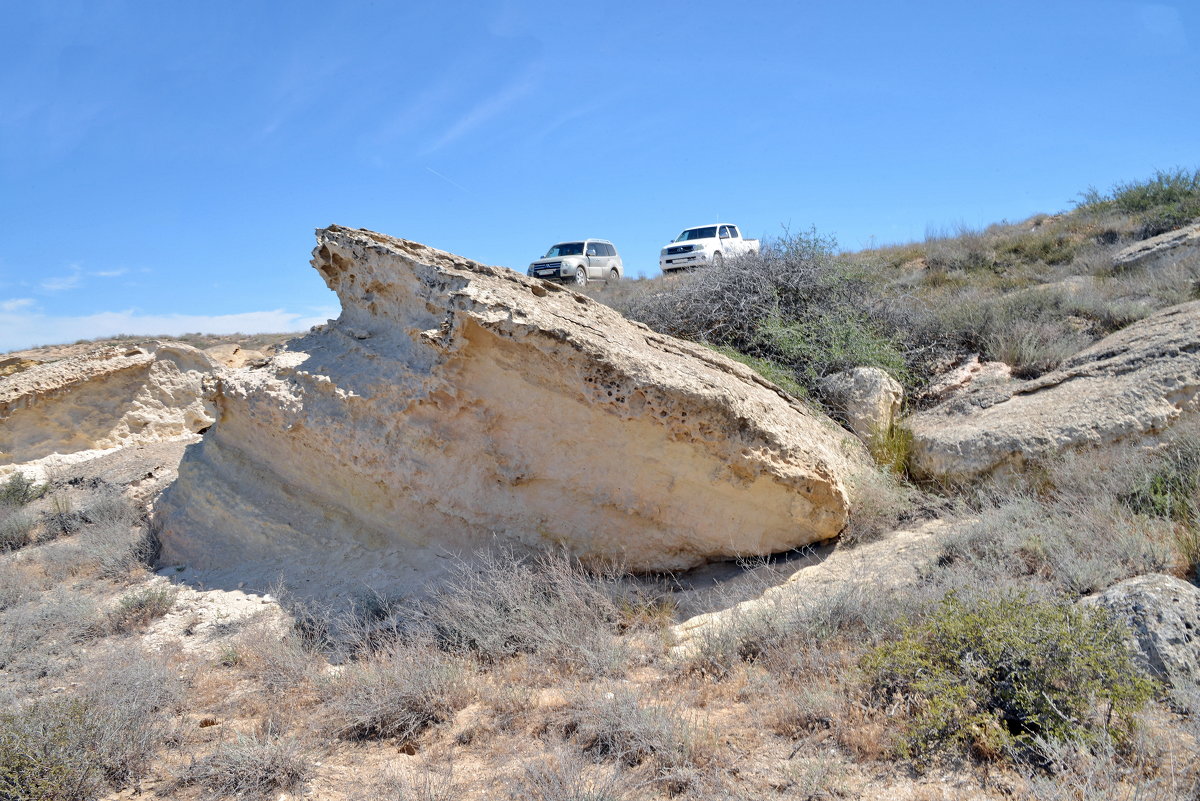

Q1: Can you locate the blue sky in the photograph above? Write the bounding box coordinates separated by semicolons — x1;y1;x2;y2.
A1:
1;0;1196;351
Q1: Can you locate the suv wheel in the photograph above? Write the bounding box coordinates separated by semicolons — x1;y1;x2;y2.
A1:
574;267;588;287
712;251;725;268
606;268;619;285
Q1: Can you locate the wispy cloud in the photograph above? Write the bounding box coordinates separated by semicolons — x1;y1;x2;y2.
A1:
40;265;83;292
0;307;338;353
1;298;35;313
421;67;540;155
92;268;128;278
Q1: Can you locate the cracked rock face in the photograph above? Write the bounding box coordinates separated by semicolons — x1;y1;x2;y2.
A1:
907;301;1200;482
0;343;217;466
154;226;870;598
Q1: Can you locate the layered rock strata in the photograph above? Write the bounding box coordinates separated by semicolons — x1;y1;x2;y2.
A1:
907;301;1200;482
0;343;216;465
155;226;870;596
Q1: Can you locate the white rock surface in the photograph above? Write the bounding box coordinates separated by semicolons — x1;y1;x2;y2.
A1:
0;343;217;466
907;301;1200;482
819;367;903;442
154;226;872;599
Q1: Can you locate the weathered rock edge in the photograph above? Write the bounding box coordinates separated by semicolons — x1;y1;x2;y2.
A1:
154;226;870;596
0;342;216;466
906;300;1200;482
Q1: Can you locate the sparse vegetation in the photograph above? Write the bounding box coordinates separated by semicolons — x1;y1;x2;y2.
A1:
177;734;311;800
108;584;177;633
865;592;1156;765
321;637;470;742
2;170;1198;798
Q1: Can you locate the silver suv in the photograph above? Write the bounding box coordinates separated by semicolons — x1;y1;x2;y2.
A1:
526;239;623;287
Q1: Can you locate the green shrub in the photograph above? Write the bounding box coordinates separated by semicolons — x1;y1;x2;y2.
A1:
0;473;43;507
864;592;1155;766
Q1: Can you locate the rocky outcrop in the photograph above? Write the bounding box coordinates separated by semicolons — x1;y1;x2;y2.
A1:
0;343;217;466
1112;221;1200;270
1086;574;1200;705
907;301;1200;482
154;226;871;598
819;367;903;442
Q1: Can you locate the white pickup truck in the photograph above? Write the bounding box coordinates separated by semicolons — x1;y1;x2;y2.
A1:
659;223;759;273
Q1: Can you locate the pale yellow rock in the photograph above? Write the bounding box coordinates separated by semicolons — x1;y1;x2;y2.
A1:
154;226;872;598
0;342;217;465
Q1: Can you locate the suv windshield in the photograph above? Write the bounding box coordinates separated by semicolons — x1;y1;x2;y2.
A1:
544;242;584;257
675;227;717;242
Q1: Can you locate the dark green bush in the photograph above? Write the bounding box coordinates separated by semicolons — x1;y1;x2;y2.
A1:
0;473;43;507
864;592;1155;766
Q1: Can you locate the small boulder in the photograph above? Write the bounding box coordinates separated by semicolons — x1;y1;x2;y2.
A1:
819;367;903;442
1086;574;1200;705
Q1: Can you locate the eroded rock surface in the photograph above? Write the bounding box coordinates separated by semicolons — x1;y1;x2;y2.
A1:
1112;221;1200;270
1086;574;1200;705
907;301;1200;482
0;343;217;466
154;226;871;598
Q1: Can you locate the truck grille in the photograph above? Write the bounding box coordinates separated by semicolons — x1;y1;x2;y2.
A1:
666;245;693;255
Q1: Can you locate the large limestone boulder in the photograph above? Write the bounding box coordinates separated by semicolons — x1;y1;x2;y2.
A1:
0;342;217;466
154;226;871;598
819;367;903;442
907;301;1200;482
1086;574;1200;704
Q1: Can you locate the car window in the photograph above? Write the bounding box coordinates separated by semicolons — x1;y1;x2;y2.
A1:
728;226;740;238
676;227;718;242
603;243;616;256
586;243;598;256
545;242;584;257
719;226;731;239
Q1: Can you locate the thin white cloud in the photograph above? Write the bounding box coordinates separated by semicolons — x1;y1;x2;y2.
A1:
0;307;338;353
422;68;540;155
40;265;83;292
92;268;128;278
1;298;35;313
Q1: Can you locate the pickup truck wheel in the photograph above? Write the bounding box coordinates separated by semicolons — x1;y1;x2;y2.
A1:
574;267;588;287
606;268;619;285
712;251;724;268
